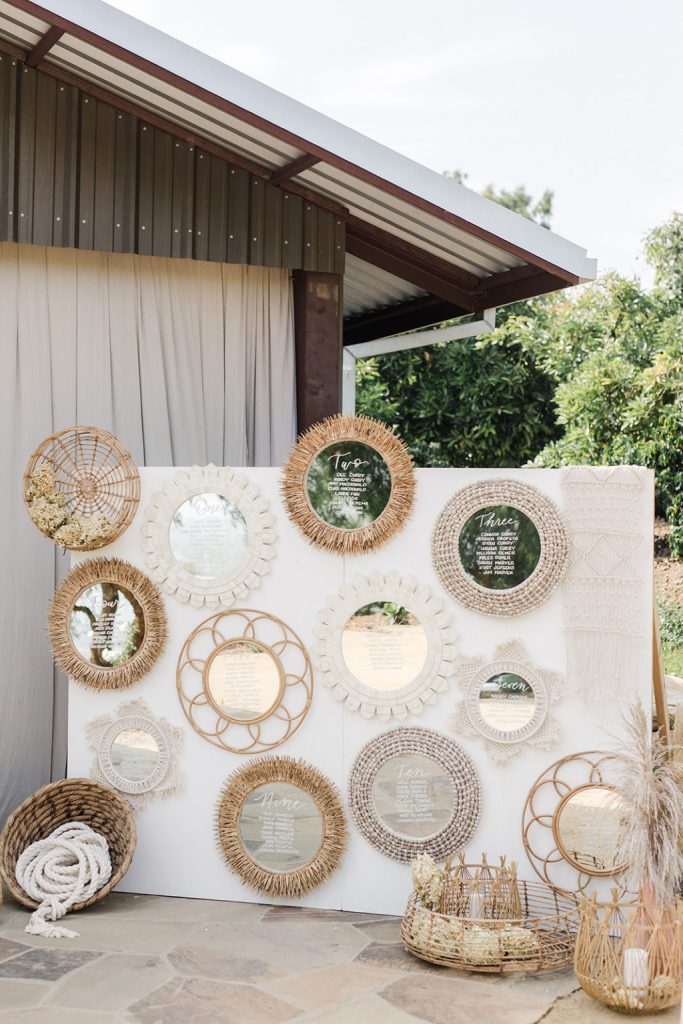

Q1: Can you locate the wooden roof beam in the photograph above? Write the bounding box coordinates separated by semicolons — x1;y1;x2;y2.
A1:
344;295;467;346
270;153;320;185
25;24;62;67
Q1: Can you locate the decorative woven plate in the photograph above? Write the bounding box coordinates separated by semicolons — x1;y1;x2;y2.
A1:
349;727;481;862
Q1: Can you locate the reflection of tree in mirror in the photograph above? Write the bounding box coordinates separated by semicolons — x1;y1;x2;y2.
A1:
458;504;541;590
70;583;144;667
348;602;414;627
306;442;391;529
486;672;533;696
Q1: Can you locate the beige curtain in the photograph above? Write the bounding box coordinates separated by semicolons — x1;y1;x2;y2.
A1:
0;243;296;823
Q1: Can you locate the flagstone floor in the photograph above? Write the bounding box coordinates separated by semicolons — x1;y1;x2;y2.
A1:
0;891;677;1023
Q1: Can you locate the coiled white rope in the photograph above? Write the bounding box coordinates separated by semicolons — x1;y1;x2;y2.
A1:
15;822;112;939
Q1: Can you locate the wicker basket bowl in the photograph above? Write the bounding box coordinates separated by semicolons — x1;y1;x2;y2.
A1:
23;426;140;550
0;778;137;910
402;856;579;974
575;892;683;1014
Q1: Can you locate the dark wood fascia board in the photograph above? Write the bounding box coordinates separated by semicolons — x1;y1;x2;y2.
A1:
479;268;568;308
343;296;467;346
270;153;320;185
6;0;584;285
25;24;62;66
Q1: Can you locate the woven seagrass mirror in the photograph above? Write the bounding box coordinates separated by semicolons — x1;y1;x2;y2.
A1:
216;756;346;897
176;608;313;755
281;415;415;554
432;479;568;617
48;557;167;691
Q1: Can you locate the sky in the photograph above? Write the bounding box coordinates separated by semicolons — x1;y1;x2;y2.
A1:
107;0;682;287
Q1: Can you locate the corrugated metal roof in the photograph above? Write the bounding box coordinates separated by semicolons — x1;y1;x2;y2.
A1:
0;0;597;326
344;255;424;319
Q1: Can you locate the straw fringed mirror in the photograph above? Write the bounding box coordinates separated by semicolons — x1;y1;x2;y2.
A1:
314;571;458;721
349;728;481;863
450;639;565;762
216;756;346;897
23;425;140;550
142;465;276;609
86;699;183;811
281;415;415;554
432;479;568;617
522;750;630;897
176;608;313;755
48;558;167;690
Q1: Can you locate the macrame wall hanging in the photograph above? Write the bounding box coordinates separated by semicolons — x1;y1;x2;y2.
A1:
560;466;650;702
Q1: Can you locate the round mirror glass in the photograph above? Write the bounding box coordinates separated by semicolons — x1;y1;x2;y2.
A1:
110;726;161;783
458;504;541;590
555;785;627;874
238;781;324;872
168;492;248;581
69;583;145;668
341;602;428;692
371;753;455;839
305;442;392;530
205;640;282;722
478;672;536;733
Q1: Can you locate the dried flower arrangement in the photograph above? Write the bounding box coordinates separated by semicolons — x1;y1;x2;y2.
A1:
26;464;116;548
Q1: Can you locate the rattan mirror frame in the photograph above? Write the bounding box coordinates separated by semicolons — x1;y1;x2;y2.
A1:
349;727;481;863
314;571;458;721
86;698;183;811
281;415;415;554
450;639;565;763
432;479;568;617
142;464;276;609
216;755;346;897
48;557;167;691
176;608;313;755
522;750;630;896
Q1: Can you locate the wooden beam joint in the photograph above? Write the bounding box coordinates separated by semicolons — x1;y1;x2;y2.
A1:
270;153;320;186
26;25;63;67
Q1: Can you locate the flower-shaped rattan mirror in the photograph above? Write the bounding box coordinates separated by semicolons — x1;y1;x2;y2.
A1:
432;479;568;617
281;415;415;554
349;728;481;863
86;699;183;811
451;639;565;762
48;557;167;690
216;756;346;897
522;750;629;896
176;608;313;755
314;572;457;721
142;465;276;609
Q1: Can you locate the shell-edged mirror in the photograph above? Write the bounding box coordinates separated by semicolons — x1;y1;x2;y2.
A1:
86;699;183;811
315;572;457;721
216;756;346;897
142;465;276;608
451;639;565;762
176;608;313;754
349;728;481;862
522;750;629;896
432;479;568;616
281;415;415;554
48;557;167;690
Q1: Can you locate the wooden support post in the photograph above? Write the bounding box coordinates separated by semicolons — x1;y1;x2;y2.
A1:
293;270;343;433
653;599;670;748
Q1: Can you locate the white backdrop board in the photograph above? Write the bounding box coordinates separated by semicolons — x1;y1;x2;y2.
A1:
67;467;654;916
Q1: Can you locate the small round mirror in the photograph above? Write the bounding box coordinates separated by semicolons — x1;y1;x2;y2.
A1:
205;640;282;722
69;582;145;668
478;672;536;733
371;753;455;839
305;441;392;530
341;602;428;692
554;785;627;874
458;504;541;590
110;726;161;783
238;781;324;872
168;492;248;581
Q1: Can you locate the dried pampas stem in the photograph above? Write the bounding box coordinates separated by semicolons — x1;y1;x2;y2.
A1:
613;703;683;903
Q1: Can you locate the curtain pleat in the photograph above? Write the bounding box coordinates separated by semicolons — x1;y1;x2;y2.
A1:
0;242;296;824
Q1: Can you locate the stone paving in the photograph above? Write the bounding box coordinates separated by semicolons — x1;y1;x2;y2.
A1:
0;891;678;1023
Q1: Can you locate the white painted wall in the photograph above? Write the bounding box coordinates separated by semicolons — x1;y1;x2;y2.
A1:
67;467;654;916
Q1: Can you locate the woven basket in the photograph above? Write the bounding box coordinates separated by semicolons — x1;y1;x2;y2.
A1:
0;779;136;910
575;892;683;1013
23;426;140;550
402;857;579;973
